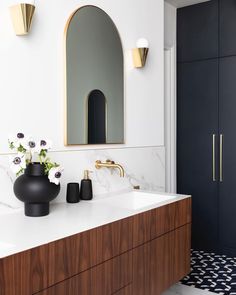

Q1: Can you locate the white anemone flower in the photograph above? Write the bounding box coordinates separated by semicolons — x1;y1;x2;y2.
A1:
21;137;40;154
9;153;26;174
38;139;52;151
8;133;26;149
48;166;63;185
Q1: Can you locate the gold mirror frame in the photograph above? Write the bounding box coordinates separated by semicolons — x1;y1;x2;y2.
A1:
64;5;125;146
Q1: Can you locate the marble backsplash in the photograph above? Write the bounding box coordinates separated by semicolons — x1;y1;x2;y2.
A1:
0;146;165;208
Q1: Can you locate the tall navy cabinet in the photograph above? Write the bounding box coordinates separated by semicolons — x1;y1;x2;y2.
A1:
219;0;236;56
178;60;219;251
177;0;236;256
219;56;236;256
177;0;218;62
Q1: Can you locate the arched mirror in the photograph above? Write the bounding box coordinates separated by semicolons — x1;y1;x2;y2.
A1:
65;5;124;145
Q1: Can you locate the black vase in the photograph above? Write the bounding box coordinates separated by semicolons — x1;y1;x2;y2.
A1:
14;163;60;217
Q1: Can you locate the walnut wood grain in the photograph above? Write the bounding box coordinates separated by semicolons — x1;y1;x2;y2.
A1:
174;198;192;228
150;198;191;239
150;203;175;238
132;233;171;295
171;224;191;284
133;224;191;295
0;250;30;295
113;284;132;295
0;245;48;295
133;211;151;247
92;251;132;295
149;233;172;295
36;252;132;295
31;245;49;293
132;242;150;295
133;198;191;248
96;217;133;263
35;268;92;295
150;224;191;294
47;228;97;286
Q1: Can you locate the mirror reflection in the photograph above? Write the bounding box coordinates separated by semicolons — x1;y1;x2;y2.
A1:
88;90;107;144
65;5;124;145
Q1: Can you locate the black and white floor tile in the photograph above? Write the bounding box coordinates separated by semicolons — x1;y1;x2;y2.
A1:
181;249;236;295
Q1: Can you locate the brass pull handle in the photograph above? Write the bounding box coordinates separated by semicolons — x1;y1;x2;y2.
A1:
212;134;216;182
220;134;223;182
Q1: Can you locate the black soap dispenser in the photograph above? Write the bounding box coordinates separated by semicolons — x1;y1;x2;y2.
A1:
80;170;93;200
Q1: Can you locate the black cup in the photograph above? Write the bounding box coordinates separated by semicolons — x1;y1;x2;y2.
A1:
66;183;80;203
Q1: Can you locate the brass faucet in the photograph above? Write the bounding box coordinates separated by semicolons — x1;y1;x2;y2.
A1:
95;160;125;177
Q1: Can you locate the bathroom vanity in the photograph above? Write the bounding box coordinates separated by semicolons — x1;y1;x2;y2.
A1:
0;191;191;295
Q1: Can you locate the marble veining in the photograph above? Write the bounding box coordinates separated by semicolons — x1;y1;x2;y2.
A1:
0;146;165;206
0;163;13;183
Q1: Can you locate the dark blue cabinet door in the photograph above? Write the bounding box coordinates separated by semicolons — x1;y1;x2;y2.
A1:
219;56;236;256
177;59;219;251
177;0;218;62
219;0;236;57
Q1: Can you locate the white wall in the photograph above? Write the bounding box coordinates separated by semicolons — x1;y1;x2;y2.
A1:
0;0;164;152
0;0;165;207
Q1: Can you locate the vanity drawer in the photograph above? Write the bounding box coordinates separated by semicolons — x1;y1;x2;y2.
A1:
132;224;191;295
36;251;132;295
47;217;133;287
133;211;151;247
150;198;191;239
0;217;133;294
48;228;97;287
0;244;49;295
132;198;191;247
96;217;133;263
171;224;191;283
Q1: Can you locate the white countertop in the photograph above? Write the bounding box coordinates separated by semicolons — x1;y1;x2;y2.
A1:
0;190;191;259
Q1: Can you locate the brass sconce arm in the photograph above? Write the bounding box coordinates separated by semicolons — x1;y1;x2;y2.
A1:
95;160;125;177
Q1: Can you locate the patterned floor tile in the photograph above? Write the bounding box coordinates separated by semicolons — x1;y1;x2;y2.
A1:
181;250;236;295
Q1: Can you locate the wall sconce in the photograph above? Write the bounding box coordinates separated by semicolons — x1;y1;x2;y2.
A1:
9;3;35;35
132;38;149;68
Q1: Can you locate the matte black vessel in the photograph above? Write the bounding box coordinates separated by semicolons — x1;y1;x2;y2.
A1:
14;163;60;217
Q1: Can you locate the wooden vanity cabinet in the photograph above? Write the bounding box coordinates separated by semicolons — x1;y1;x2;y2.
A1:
132;198;191;247
0;198;191;295
47;217;133;288
132;224;191;295
36;251;132;295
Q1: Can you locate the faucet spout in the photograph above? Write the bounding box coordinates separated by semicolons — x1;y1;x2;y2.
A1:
95;160;125;177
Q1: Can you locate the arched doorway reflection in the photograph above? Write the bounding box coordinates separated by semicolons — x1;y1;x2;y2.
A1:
87;89;107;144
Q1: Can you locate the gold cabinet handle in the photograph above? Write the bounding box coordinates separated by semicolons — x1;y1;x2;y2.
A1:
220;134;223;182
212;134;216;182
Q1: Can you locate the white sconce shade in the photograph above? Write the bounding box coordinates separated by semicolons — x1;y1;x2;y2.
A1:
132;38;149;68
136;38;149;48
